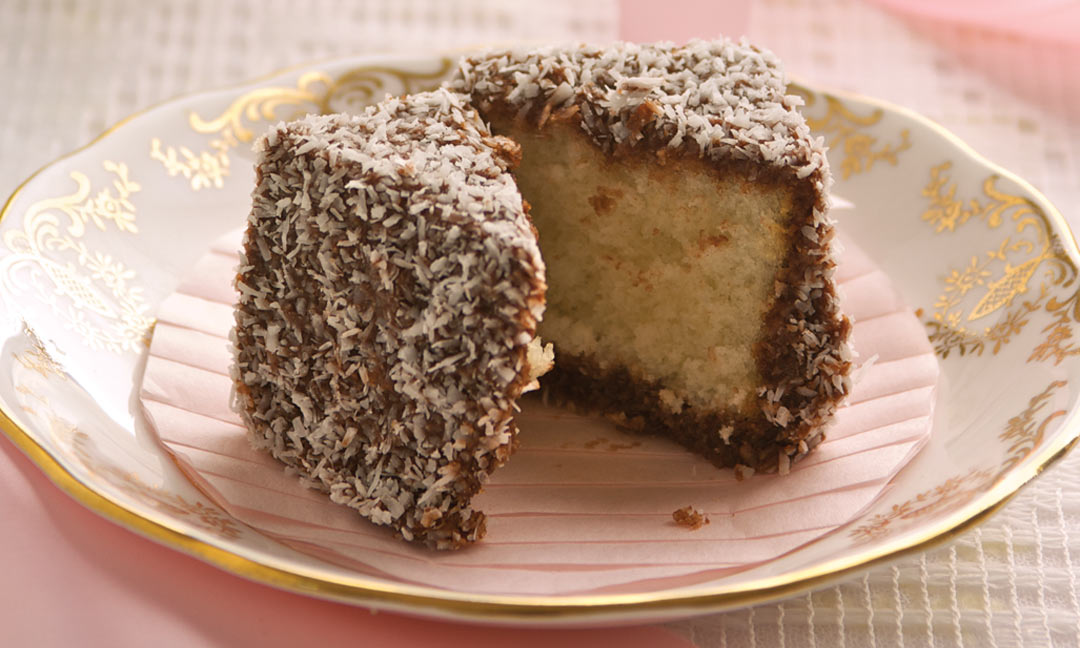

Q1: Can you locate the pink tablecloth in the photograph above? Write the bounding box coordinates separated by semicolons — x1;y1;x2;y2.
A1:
0;434;692;647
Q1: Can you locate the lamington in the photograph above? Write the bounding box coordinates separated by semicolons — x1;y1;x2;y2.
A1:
232;39;855;551
231;89;549;549
452;39;853;475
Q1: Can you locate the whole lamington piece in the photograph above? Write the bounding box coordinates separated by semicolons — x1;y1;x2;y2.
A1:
452;40;853;475
231;88;548;549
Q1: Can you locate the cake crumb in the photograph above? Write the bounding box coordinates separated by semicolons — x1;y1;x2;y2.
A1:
734;464;756;481
672;506;710;530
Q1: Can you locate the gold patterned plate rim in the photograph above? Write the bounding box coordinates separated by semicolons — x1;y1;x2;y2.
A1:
1;52;1078;624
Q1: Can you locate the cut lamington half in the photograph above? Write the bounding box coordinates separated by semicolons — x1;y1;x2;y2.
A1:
231;89;549;549
453;40;854;475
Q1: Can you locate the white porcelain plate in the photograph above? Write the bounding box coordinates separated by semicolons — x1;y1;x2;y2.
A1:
1;52;1077;625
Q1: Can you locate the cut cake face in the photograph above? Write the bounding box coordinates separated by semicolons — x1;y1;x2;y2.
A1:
231;89;546;549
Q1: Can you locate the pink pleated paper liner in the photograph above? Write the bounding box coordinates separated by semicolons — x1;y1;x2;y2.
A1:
139;227;938;596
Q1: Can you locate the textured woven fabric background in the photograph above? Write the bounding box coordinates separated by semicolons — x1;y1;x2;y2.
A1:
2;1;1079;646
0;0;617;194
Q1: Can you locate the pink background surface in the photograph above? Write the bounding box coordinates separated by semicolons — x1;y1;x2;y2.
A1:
619;0;751;42
0;439;692;647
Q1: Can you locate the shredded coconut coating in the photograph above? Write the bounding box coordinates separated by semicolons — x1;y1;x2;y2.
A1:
231;89;545;549
453;39;827;179
453;40;853;470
